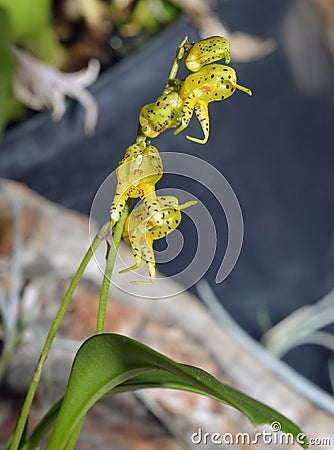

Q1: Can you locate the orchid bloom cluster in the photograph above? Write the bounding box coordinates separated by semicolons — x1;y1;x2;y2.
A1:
110;36;252;284
140;36;252;144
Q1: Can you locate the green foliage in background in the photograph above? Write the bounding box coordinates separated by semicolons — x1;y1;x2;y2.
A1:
0;0;179;133
0;0;66;132
0;0;50;40
0;7;15;133
0;0;65;64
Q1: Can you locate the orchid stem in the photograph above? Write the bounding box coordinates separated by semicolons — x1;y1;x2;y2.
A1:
96;203;130;334
165;35;189;88
9;231;103;450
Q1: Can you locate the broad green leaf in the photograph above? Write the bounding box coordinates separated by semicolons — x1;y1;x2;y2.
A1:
43;333;307;449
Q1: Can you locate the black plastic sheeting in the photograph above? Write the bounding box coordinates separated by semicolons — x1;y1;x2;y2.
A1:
1;0;334;391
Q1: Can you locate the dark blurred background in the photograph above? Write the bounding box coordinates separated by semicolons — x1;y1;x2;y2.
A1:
1;0;334;392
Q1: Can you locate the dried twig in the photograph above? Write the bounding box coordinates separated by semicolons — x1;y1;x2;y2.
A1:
13;47;100;135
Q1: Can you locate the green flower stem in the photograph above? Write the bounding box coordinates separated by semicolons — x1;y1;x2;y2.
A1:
9;231;104;450
165;35;189;88
135;125;147;144
96;203;130;334
64;416;85;450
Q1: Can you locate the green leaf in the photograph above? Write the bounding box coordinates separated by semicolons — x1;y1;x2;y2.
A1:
42;333;307;449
